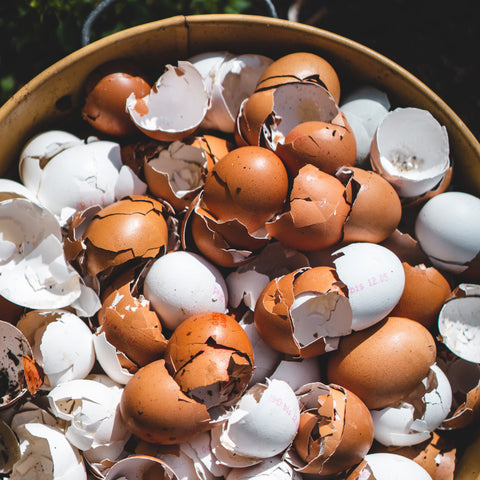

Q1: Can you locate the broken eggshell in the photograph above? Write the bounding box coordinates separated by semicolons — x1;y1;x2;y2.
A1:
47;377;131;462
226;455;301;480
415;192;480;277
254;266;352;358
370;107;451;199
126;61;209;142
103;455;179;480
189;51;273;133
0;417;20;474
0;321;33;410
143;250;228;331
370;363;453;447
16;309;95;388
364;453;432;480
287;382;374;477
211;379;300;467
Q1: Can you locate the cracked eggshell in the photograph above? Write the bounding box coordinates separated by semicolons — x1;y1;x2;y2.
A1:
213;379;300;464
202;146;289;233
438;284;480;363
370;107;450;199
47;378;130;459
16;309;95;388
143;251;228;331
255;52;341;104
266;164;350;252
327;316;437;410
289;383;374;476
126;61;209;142
0;197;84;310
0;178;41;204
119;359;211;444
82;195;169;277
254;266;352;358
189;51;273;133
165;311;254;409
143;140;207;212
335;166;402;245
103;455;179;480
0;418;20;474
22;139;122;217
0;321;33;409
389;263;451;329
11;422;87;480
226;455;301;480
332;242;405;330
415;192;480;277
82;59;151;137
365;453;432;480
371;364;453;447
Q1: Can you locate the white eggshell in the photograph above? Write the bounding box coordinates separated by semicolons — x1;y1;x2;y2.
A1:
28;140;121;215
332;242;405;330
218;379;300;460
0;178;40;203
103;455;179;480
341;110;372;165
226;455;301;480
270;356;322;392
11;423;87;480
92;330;134;385
16;310;95;388
143;251;228;330
365;453;432;479
371;364;452;447
370;107;450;198
114;165;147;200
415;191;480;274
47;378;130;457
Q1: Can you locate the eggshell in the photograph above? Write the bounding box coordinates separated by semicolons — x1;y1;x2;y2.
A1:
327;316;437;409
103;455;179;480
202;146;289;233
335;166;402;244
255;52;341;104
226;455;301;480
414;191;480;276
119;359;211;444
389;263;451;328
270;356;322;392
332;242;406;330
126;61;209;142
143;251;228;330
266;164;350;251
0;418;20;474
82;59;151;137
365;453;432;479
82;195;169;277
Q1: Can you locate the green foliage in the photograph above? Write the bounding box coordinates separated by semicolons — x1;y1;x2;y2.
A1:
0;0;255;105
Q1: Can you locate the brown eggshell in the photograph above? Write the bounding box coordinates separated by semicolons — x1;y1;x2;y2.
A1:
202;146;289;232
165;312;254;371
83;195;169;276
254;266;352;357
276;117;356;176
266;164;350;251
327;316;437;409
389;263;451;329
336;166;403;244
120;359;211;444
191;134;236;171
97;269;167;367
255;52;341;104
82;59;151;137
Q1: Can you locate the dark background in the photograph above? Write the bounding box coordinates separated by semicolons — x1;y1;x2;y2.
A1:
1;0;479;141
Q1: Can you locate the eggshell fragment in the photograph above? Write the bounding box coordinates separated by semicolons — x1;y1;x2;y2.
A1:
365;453;432;479
266;164;350;251
103;455;179;480
119;359;211;444
126;61;209;142
370;107;450;199
332;242;406;330
16;310;95;388
254;266;352;357
212;379;300;465
47;378;131;460
371;364;453;447
438;284;480;363
415;192;480;276
226;455;301;480
143;251;228;330
0;418;20;474
327;316;437;409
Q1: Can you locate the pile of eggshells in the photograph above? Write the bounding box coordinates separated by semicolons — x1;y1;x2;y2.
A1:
1;49;480;480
